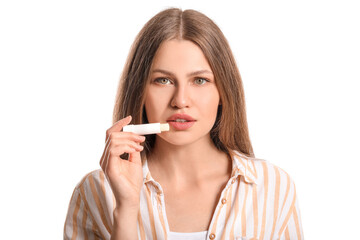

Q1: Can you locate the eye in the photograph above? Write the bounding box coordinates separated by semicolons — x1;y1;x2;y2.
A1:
194;78;209;85
154;78;172;85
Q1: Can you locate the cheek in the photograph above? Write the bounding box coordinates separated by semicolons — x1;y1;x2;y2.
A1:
144;90;171;121
144;98;157;122
199;89;220;116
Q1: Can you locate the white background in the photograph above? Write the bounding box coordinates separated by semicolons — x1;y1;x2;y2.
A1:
0;0;359;239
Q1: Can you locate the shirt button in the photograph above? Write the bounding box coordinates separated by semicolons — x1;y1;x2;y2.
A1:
231;179;236;184
221;198;227;204
209;233;216;239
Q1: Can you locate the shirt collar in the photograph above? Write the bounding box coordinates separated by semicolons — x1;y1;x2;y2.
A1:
230;150;258;184
142;150;258;185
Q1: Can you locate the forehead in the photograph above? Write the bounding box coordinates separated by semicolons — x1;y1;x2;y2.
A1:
150;39;212;73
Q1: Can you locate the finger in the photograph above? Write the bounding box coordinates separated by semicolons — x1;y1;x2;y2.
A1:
129;149;142;165
105;115;132;142
100;138;112;170
108;132;146;143
106;137;144;154
101;132;145;167
103;137;142;164
104;146;140;175
109;143;143;156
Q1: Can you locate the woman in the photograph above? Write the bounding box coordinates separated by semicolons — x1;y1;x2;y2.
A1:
64;8;303;240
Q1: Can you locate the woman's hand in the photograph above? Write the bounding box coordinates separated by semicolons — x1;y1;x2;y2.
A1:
100;116;145;209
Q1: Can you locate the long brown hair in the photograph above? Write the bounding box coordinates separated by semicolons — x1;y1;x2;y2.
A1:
113;8;254;158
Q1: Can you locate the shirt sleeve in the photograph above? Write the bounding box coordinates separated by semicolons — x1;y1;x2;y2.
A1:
63;187;102;240
278;192;304;240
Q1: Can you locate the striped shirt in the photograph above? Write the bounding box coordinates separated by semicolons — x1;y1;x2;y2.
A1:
64;151;303;240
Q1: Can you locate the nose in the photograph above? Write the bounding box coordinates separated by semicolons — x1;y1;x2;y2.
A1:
170;84;190;109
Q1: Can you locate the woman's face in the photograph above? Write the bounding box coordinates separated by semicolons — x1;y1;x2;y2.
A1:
144;39;220;146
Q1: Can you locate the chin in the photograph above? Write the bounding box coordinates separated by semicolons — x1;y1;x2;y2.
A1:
156;131;210;147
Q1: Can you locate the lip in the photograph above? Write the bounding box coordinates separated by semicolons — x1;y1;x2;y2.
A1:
166;113;196;130
167;113;196;122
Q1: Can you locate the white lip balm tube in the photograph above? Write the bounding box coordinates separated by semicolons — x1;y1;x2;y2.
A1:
122;123;170;135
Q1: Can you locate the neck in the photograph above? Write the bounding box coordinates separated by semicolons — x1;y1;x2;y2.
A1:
147;135;231;186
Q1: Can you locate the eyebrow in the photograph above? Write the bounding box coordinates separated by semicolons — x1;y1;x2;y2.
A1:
151;69;213;77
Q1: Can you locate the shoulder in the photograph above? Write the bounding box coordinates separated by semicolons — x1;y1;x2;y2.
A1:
73;169;113;207
233;151;297;196
234;152;300;223
65;170;114;239
74;169;106;192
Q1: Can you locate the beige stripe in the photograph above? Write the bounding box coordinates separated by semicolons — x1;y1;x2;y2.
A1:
91;221;95;239
270;167;281;239
225;184;233;221
64;188;77;236
82;203;88;240
98;169;116;212
229;177;241;239
241;183;249;235
250;160;258;178
237;168;245;176
252;185;258;238
238;157;256;179
92;221;100;240
285;227;290;239
98;170;112;235
293;206;302;239
279;189;297;235
138;210;146;240
156;194;168;240
259;162;269;240
220;184;234;240
280;173;291;216
71;194;81;240
209;199;224;236
146;172;151;181
245;159;257;179
79;184;106;239
99;171;106;199
237;157;247;171
88;174;111;234
78;171;95;186
145;184;157;240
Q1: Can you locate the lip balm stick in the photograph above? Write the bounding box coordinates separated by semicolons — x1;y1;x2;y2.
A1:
122;123;170;135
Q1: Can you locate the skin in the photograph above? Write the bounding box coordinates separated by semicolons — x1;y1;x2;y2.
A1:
100;116;145;240
144;39;228;188
100;39;232;238
146;39;231;232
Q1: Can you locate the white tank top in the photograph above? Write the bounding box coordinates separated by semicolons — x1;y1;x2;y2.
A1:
169;231;208;240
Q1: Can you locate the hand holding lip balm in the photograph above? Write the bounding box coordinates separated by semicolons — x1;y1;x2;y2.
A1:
123;123;170;135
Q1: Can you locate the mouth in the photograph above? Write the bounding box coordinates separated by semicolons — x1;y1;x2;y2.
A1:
168;119;194;123
166;113;196;122
166;114;196;130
